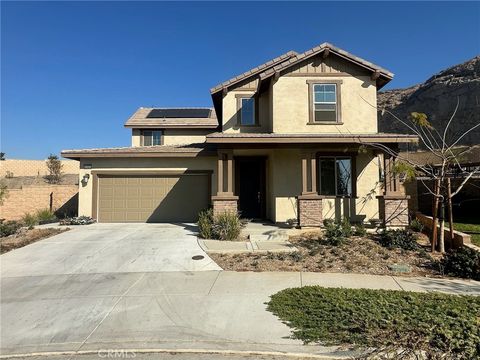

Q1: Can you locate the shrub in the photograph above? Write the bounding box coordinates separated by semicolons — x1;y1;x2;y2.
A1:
289;251;304;262
340;217;353;237
59;216;95;226
0;220;22;237
197;208;214;239
354;224;367;237
35;209;57;223
410;217;424;233
212;211;242;241
378;229;419;251
323;221;348;246
322;219;334;227
22;213;38;227
322;218;354;246
441;247;480;280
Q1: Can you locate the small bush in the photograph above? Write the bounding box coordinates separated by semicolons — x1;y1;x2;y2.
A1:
35;209;57;223
322;219;334;227
378;229;419;251
0;220;22;237
340;217;353;237
410;217;424;233
323;222;348;246
441;247;480;280
354;224;367;237
212;211;242;241
322;218;353;246
197;208;214;239
289;251;304;262
59;216;95;226
22;213;38;227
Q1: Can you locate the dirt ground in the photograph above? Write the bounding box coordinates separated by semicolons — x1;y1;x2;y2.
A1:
210;231;444;277
1;227;69;254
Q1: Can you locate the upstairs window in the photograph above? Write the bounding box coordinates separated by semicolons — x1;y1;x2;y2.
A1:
313;84;337;122
142;130;162;146
318;157;352;196
307;80;342;124
238;96;256;126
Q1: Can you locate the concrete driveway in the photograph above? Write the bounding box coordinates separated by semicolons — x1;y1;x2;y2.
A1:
1;223;220;277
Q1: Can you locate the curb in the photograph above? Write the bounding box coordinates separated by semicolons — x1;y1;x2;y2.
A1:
0;348;349;359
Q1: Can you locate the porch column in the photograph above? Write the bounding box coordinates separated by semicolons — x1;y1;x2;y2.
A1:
298;151;323;227
378;149;409;228
212;149;238;216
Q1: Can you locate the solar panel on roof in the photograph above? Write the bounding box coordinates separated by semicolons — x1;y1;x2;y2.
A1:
147;108;211;118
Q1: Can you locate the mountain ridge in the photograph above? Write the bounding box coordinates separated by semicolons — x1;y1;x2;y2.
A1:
377;56;480;147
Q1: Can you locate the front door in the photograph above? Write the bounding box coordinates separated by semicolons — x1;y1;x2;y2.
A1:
235;157;266;219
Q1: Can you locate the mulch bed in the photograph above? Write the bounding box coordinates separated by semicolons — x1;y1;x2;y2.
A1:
209;231;444;277
1;228;69;254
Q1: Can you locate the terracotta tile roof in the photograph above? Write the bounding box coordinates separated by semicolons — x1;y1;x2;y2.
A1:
259;42;394;81
210;43;394;95
61;144;216;159
124;107;218;128
209;51;297;94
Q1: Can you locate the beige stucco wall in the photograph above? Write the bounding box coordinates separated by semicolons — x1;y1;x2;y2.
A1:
131;129;212;147
221;91;272;133
78;157;217;217
272;75;377;134
131;129;141;146
162;129;212;145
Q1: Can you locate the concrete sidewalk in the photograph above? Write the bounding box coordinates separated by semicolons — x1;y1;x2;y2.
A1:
2;271;479;359
198;239;297;253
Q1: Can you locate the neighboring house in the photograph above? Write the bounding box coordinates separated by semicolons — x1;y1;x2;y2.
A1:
62;42;417;226
401;146;480;215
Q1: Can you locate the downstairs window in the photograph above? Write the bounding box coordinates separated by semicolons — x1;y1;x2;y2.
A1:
318;157;352;196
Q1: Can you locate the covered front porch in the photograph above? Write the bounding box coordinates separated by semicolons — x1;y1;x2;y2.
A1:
206;133;417;228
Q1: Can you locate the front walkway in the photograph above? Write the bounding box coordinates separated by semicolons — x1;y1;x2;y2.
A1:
198;221;305;254
1;270;479;358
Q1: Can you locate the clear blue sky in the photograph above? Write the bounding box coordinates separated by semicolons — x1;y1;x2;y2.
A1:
1;1;479;159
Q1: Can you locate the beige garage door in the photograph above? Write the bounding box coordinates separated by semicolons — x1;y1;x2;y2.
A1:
97;174;210;223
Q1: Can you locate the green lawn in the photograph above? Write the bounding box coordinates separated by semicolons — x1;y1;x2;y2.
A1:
453;216;480;246
267;287;480;359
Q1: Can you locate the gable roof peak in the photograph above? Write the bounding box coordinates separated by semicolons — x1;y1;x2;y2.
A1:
209;50;297;94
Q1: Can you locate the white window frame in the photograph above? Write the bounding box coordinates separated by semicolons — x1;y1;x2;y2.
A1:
142;130;163;146
313;83;337;122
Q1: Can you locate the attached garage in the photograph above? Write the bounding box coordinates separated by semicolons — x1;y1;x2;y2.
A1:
95;173;210;223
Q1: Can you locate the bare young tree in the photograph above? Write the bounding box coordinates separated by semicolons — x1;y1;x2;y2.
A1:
0;181;8;206
363;99;480;252
45;154;64;184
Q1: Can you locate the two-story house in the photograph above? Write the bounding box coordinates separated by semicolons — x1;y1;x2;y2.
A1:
62;43;417;227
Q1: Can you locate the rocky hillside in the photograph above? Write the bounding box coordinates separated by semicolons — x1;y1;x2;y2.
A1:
378;56;480;147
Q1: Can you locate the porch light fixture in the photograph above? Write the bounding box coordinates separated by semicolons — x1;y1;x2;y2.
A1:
82;173;90;184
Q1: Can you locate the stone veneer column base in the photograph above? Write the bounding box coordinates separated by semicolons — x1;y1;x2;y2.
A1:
212;195;239;216
378;195;410;228
298;194;323;227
